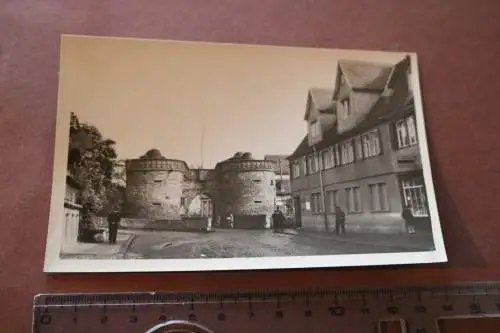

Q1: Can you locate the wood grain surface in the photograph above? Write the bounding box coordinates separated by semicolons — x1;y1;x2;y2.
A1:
1;1;499;332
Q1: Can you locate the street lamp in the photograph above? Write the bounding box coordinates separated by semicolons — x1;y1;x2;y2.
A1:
313;145;329;232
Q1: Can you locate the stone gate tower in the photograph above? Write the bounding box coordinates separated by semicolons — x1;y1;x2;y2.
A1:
124;149;188;219
215;152;276;228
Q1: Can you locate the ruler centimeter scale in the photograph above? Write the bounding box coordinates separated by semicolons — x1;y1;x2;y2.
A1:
33;282;500;333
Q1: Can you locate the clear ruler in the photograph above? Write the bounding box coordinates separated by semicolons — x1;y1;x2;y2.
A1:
33;282;500;333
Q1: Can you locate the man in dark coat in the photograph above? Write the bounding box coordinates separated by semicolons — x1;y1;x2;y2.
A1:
107;208;121;244
272;207;286;232
335;205;346;235
402;203;416;235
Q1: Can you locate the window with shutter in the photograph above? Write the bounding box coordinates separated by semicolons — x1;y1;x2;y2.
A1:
326;190;339;212
369;183;388;211
345;186;362;213
335;144;341;166
394;115;418;149
302;157;308;175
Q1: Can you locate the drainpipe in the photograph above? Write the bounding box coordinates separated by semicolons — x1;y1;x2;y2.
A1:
314;146;329;232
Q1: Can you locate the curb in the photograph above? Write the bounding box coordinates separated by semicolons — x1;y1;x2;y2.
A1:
120;234;137;259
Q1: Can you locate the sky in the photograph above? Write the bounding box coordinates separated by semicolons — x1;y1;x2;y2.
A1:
58;36;408;168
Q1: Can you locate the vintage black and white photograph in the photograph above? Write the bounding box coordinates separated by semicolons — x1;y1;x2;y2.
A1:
44;35;447;272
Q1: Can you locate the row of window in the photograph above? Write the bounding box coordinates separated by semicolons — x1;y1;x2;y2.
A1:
292;115;418;179
309;183;389;215
306;177;429;217
292;128;383;178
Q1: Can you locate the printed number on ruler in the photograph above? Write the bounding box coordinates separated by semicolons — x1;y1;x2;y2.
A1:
33;283;500;333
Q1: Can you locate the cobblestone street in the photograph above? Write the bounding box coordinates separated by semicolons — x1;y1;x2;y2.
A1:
123;229;435;259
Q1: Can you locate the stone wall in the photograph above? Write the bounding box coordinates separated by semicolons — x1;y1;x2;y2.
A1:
124;151;278;229
217;167;276;219
147;217;210;231
93;216;210;232
125;169;184;219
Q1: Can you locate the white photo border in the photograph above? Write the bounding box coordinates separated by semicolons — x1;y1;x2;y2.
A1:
43;36;447;273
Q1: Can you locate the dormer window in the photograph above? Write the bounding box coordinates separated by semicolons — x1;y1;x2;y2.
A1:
339;98;351;120
292;160;300;179
309;120;321;140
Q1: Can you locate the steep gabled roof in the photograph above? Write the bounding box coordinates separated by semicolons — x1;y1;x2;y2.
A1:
288;56;414;160
304;88;335;120
339;60;394;90
387;55;411;89
287;135;309;160
332;60;395;101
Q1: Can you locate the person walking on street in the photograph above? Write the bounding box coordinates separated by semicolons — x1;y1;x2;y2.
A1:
402;203;416;235
226;213;234;229
107;208;121;244
335;205;346;235
272;207;286;232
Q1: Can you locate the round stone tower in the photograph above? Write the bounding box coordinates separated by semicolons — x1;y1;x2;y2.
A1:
215;152;277;228
125;149;188;220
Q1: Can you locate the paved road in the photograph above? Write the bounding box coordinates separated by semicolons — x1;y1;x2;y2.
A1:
124;229;431;259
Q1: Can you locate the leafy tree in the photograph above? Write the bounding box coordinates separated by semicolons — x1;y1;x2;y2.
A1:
68;112;119;215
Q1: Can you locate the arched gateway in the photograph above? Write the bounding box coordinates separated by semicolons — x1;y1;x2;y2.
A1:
124;149;277;230
184;193;214;219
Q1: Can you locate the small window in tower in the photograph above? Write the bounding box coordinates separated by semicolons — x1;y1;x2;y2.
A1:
154;179;162;183
270;180;274;186
152;202;162;206
254;200;262;204
253;179;262;183
180;197;185;206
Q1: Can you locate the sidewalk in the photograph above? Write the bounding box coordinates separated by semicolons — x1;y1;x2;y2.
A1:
60;233;136;259
277;229;435;251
